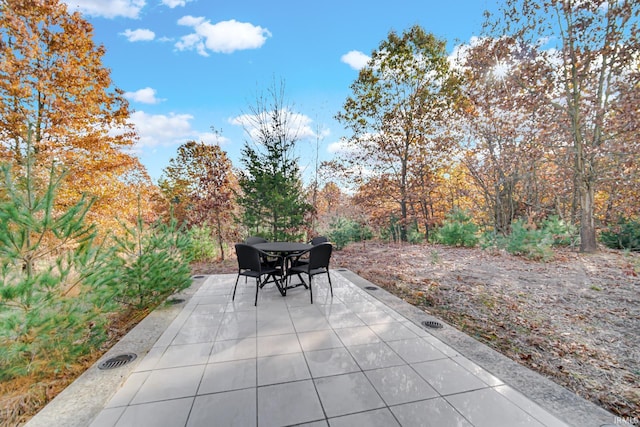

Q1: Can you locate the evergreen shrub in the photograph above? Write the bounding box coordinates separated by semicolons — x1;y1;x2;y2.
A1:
112;212;193;309
328;217;372;250
600;217;640;251
433;209;479;247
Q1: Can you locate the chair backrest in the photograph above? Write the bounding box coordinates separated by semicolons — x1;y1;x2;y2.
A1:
245;236;267;245
235;243;262;272
308;242;332;270
310;236;329;245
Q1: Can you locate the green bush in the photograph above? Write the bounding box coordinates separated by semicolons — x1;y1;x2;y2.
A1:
502;220;554;261
187;224;218;261
600;217;640;251
112;212;193;309
327;217;372;250
433;209;479;247
541;215;578;246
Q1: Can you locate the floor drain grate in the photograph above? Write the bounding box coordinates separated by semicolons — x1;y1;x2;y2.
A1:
166;298;185;305
192;275;205;279
421;320;443;329
98;353;137;370
364;286;379;291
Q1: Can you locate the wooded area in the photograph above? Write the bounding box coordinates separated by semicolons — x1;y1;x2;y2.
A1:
0;0;638;424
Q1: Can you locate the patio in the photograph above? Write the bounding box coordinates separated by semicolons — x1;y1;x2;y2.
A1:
26;269;620;427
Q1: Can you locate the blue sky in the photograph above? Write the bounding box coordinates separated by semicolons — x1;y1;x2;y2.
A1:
61;0;497;184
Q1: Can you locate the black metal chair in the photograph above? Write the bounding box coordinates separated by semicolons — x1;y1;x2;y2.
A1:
245;236;268;245
244;236;278;269
286;242;333;304
233;243;283;306
309;236;329;245
293;236;330;268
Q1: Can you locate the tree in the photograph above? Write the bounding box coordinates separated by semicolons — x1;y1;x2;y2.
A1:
454;37;562;234
0;131;117;380
484;0;640;252
159;140;239;259
334;25;463;241
237;81;311;241
0;0;153;231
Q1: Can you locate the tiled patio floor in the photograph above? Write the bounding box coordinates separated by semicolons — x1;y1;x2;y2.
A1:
83;271;577;427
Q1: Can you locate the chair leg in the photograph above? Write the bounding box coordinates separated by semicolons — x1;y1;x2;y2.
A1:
233;275;240;300
255;278;259;306
309;276;313;304
327;271;333;297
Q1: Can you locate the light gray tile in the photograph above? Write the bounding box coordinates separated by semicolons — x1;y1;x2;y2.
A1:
454;356;504;387
256;315;295;336
105;372;150;408
446;388;546;427
369;321;419;341
115;397;192;427
199;359;256;394
305;347;360;378
365;365;439;405
494;385;570;427
386;338;448;364
257;353;311;385
328;408;400;427
356;310;397;325
258;380;324;427
256;333;301;357
171;325;219;345
298;330;344;351
390;397;473;427
130;365;204;404
291;314;332;332
209;338;256;363
188;389;256;427
89;407;125;427
334;326;381;346
326;313;366;328
155;342;213;369
412;358;488;395
347;342;405;370
314;372;385;418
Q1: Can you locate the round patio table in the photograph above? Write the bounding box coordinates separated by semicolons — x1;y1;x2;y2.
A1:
252;242;312;295
253;241;312;255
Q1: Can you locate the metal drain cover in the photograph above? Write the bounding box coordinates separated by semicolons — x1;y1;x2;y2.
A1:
364;286;379;291
98;353;137;370
192;275;205;279
166;298;185;305
421;320;443;329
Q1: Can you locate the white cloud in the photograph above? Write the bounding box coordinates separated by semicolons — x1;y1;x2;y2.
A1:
328;138;356;154
62;0;145;19
176;16;271;55
129;111;229;150
341;50;370;70
124;87;163;104
121;28;155;42
229;110;316;142
161;0;192;7
130;111;195;148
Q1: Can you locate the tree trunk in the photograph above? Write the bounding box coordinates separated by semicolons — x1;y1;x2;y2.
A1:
579;179;598;252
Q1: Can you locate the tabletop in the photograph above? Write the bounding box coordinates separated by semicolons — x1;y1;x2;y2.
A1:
253;242;312;253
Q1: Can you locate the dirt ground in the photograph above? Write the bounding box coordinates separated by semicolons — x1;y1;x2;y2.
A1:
327;241;640;419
